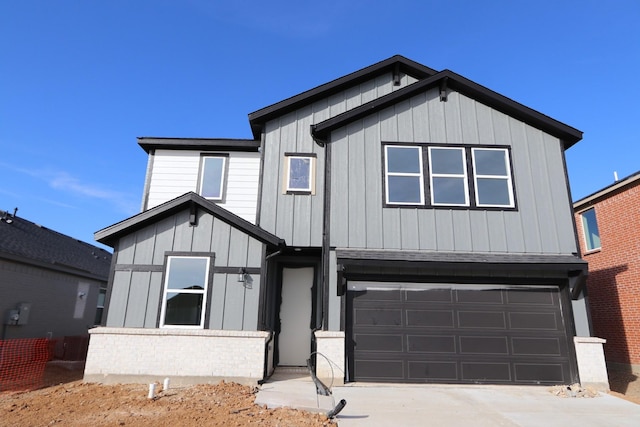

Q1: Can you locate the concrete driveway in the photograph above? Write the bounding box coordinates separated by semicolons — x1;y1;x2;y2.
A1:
333;383;640;426
256;372;640;426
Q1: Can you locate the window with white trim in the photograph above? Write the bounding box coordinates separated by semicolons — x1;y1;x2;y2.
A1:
284;154;316;194
429;147;469;206
160;256;210;328
472;148;515;208
383;143;516;209
580;208;601;251
199;155;227;200
385;145;425;205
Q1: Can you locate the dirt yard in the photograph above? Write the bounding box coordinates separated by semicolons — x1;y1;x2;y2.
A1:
1;365;638;426
0;365;334;426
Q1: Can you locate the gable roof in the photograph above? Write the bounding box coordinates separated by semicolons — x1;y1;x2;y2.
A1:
0;210;112;281
248;55;437;139
138;137;260;154
573;170;640;209
95;192;286;248
311;69;583;149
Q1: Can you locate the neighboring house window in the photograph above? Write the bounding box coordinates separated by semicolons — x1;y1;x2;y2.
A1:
199;155;227;200
581;208;601;251
471;148;515;208
383;143;516;209
94;288;107;325
160;256;210;328
385;145;425;205
284;153;316;194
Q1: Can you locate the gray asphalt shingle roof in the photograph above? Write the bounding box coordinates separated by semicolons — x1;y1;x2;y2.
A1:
0;210;112;280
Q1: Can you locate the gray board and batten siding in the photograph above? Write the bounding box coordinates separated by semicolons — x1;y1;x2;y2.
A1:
329;87;577;255
105;207;265;331
259;71;419;248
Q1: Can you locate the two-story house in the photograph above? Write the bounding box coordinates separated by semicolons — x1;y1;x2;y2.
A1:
84;55;596;387
574;171;640;375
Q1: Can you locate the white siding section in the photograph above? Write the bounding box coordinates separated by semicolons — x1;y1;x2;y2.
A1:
146;149;260;223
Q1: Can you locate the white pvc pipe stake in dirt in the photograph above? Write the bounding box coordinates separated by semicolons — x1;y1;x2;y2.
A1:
163;377;170;390
148;383;156;399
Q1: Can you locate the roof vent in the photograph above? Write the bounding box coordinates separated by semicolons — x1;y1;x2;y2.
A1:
1;210;13;224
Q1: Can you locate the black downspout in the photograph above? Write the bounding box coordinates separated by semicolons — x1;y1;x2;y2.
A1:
321;142;332;330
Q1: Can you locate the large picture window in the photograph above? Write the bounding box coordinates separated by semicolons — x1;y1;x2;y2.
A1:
199;156;227;200
160;256;210;328
581;208;601;251
383;143;516;209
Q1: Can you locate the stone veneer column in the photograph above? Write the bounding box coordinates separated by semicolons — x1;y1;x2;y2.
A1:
314;331;345;385
574;336;609;391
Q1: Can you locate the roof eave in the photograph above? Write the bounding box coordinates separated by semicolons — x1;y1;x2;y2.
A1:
248;55;438;139
137;137;260;154
311;70;582;148
95;193;285;249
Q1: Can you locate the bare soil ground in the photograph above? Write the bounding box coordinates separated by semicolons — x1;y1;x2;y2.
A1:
0;365;334;426
2;365;638;426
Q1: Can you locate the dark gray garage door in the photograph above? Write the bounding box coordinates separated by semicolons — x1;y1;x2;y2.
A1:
347;282;573;385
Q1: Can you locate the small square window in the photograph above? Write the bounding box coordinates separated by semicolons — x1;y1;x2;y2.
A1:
385;145;424;205
160;256;210;328
199;156;227;200
284;154;316;194
581;208;601;251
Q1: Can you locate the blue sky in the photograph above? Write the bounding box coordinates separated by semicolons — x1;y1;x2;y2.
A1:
1;1;639;250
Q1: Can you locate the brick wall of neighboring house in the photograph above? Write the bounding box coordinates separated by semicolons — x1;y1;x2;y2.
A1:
575;179;640;370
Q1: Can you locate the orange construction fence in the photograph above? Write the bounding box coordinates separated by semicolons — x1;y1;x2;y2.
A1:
0;338;52;392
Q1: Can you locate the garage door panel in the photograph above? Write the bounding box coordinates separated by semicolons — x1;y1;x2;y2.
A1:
406;289;453;302
514;363;564;382
507;289;555;305
409;361;458;380
355;308;402;326
355;333;403;352
511;337;563;356
407;310;454;327
458;311;506;329
349;284;572;385
408;335;456;353
456;289;504;304
459;336;509;355
355;360;403;380
509;312;560;330
462;362;511;382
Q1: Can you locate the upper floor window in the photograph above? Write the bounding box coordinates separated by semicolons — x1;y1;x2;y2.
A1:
284;153;316;194
160;256;210;328
580;208;601;251
383;143;516;209
385;145;424;204
199;155;227;201
471;148;515;207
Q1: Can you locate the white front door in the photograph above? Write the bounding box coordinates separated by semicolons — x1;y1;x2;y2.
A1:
278;267;313;366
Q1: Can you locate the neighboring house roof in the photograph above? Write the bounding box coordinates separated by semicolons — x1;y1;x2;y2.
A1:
311;69;583;149
573;170;640;209
137;137;260;154
0;210;112;281
248;55;438;139
95;192;286;248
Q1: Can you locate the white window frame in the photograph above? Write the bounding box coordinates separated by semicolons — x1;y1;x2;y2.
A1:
428;146;469;207
384;145;425;205
284;155;315;193
471;147;515;208
199;155;227;201
580;208;601;252
159;256;210;329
